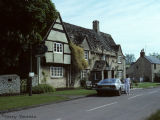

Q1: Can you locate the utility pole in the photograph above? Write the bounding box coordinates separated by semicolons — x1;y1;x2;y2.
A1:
28;44;33;96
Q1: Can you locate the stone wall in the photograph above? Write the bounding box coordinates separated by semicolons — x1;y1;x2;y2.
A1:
0;74;20;94
41;65;68;88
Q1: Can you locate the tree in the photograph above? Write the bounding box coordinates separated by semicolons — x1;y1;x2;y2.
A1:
0;0;58;75
125;54;136;65
149;53;160;59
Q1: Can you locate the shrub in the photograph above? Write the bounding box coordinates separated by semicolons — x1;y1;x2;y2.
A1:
80;77;88;88
154;74;160;83
133;80;138;87
32;84;56;94
147;110;160;120
144;76;150;82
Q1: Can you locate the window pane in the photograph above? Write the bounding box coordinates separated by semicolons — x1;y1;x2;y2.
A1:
84;51;88;60
60;44;62;52
118;56;122;63
54;43;63;53
50;67;63;77
54;43;57;52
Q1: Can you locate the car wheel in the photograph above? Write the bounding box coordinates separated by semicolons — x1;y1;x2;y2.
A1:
97;90;102;96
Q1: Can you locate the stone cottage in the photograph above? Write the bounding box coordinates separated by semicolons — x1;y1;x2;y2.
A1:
39;14;72;88
126;49;160;82
64;20;126;85
38;14;126;88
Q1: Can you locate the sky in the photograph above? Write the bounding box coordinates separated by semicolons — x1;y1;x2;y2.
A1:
52;0;160;59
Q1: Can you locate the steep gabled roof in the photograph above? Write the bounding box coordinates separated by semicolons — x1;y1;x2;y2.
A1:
63;22;117;52
145;56;160;64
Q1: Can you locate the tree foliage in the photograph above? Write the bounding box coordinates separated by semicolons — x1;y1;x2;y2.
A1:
70;42;88;73
0;0;58;74
125;53;136;65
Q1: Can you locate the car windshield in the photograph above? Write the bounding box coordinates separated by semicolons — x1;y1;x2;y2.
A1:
100;79;116;83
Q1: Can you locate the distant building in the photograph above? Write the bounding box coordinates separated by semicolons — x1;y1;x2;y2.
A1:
127;49;160;82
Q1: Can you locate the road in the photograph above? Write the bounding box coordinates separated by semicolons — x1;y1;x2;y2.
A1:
1;87;160;120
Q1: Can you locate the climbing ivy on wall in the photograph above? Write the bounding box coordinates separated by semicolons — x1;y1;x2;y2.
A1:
69;42;88;73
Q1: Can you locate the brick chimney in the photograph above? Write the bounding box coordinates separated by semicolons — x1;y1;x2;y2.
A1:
93;20;99;33
140;49;145;57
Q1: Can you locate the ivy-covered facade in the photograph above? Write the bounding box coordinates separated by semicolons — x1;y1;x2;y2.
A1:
64;20;126;85
39;14;126;88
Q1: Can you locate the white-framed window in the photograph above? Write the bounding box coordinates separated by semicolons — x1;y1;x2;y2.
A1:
54;43;63;53
118;56;122;63
117;71;122;78
50;66;63;77
84;51;89;60
81;70;88;79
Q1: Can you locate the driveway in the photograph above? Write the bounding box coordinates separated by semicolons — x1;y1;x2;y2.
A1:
1;87;160;120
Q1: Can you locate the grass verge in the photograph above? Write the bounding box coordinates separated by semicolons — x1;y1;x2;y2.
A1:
133;82;160;88
0;89;96;111
0;94;67;111
146;110;160;120
54;89;96;96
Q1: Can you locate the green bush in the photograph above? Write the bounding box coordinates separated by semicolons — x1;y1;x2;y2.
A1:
80;79;86;88
32;84;56;94
147;110;160;120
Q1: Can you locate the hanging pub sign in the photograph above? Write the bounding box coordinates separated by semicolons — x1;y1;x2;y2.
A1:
34;44;48;55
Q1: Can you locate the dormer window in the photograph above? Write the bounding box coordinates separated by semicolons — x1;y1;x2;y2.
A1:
54;43;63;53
118;56;122;64
84;51;89;60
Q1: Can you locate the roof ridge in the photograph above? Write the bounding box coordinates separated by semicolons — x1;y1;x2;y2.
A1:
64;22;117;52
63;22;92;32
64;22;111;36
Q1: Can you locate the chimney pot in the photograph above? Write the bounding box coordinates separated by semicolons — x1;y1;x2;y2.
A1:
93;20;99;33
140;49;145;57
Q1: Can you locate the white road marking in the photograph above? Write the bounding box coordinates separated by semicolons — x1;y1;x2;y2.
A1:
148;91;158;94
86;102;118;112
56;118;62;120
128;94;143;100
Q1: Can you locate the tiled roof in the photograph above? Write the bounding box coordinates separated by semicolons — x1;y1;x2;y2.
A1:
63;22;117;52
145;56;160;64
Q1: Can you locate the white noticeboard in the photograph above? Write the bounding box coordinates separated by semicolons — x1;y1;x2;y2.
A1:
29;72;34;77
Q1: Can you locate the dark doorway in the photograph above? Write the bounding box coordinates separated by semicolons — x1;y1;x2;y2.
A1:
111;70;114;78
104;70;108;79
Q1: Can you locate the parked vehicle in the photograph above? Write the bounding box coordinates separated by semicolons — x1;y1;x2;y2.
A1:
94;78;125;96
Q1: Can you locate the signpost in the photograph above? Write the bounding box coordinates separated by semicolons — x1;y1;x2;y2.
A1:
35;43;48;86
28;43;48;96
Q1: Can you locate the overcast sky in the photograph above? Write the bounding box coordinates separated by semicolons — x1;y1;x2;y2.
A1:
53;0;160;59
